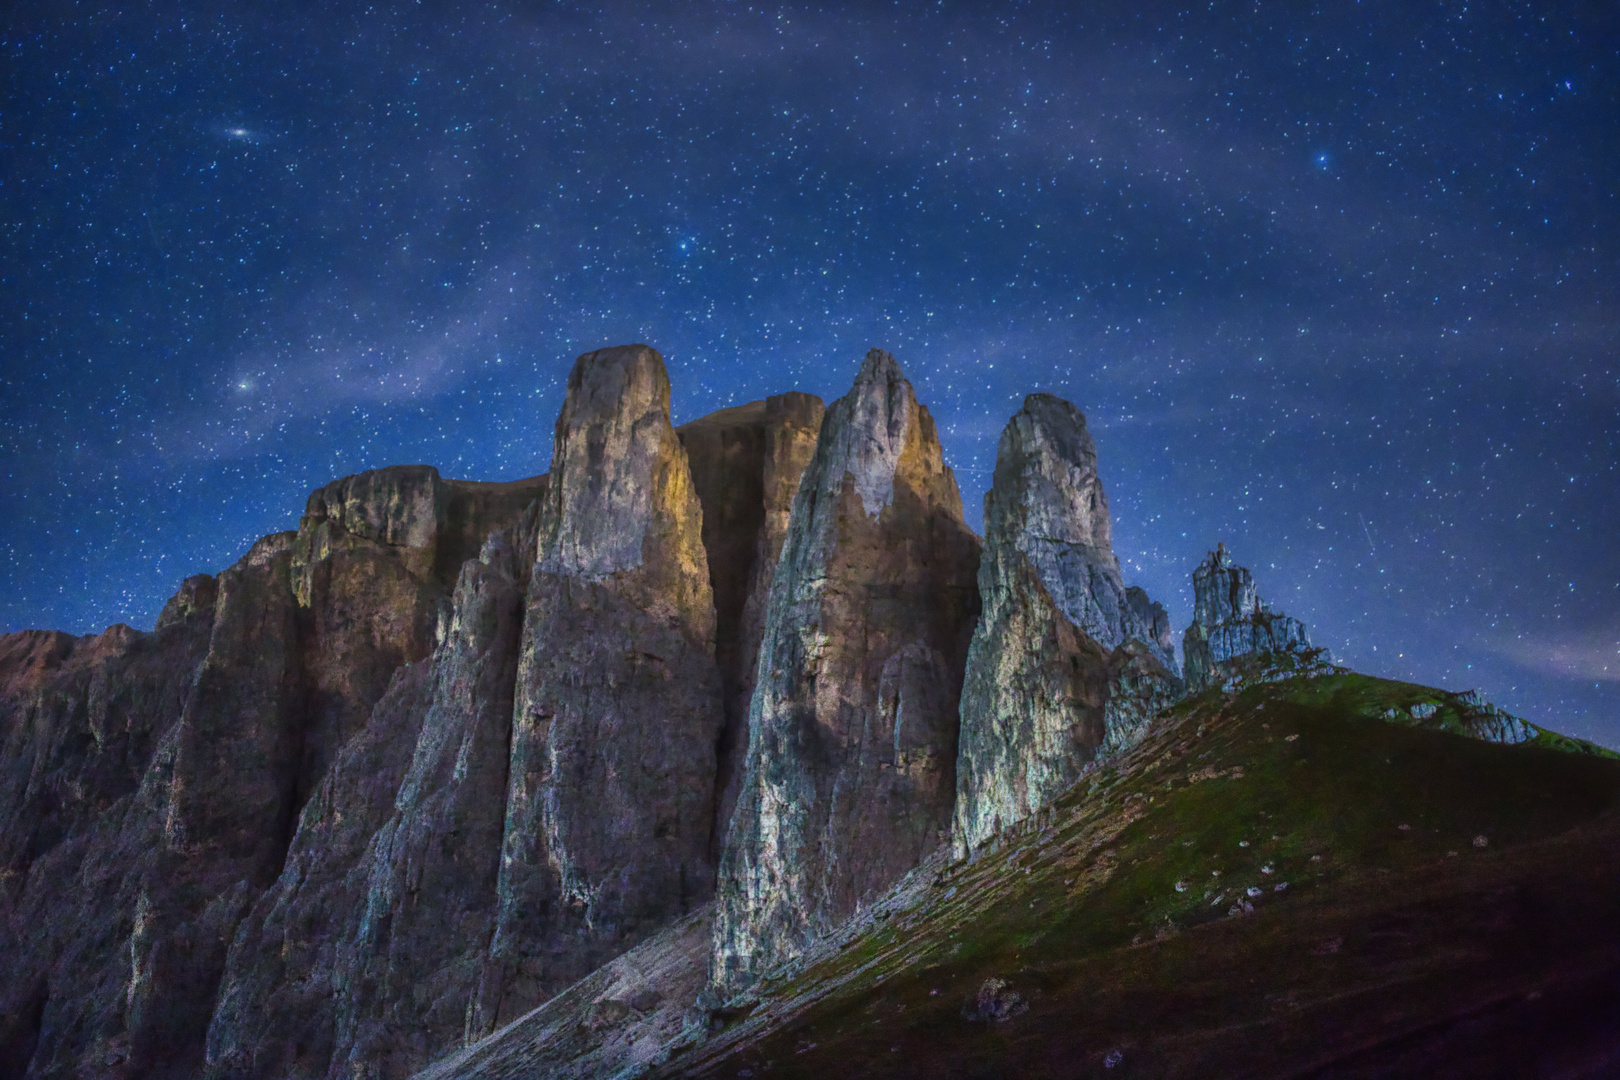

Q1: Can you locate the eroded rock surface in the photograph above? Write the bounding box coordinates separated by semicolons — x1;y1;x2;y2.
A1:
1182;543;1312;693
952;395;1181;855
712;349;980;996
487;345;723;1025
290;466;545;813
678;393;826;856
330;510;538;1076
0;533;307;1078
204;501;544;1080
204;660;435;1080
987;394;1176;670
413;907;714;1080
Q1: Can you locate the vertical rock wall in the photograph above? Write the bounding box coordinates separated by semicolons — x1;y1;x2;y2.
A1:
0;615;212;1078
953;395;1181;856
330;510;537;1077
203;500;543;1080
712;350;980;996
486;345;724;1025
677;393;826;857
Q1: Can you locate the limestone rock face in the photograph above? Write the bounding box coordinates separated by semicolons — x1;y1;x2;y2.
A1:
952;395;1182;856
678;393;826;856
1182;543;1312;693
0;533;308;1079
156;574;219;631
330;512;537;1076
712;350;981;996
0;619;211;1078
951;552;1111;857
203;660;435;1080
487;345;723;1024
290;466;545;815
989;394;1177;672
202;500;544;1080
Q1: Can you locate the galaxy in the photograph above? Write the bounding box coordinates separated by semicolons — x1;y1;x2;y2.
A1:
2;4;1615;741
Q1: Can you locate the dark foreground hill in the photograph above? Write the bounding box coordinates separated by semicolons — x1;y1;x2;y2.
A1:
422;673;1620;1079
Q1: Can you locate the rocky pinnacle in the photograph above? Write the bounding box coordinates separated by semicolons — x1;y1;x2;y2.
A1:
487;345;723;1024
1181;543;1312;692
711;349;981;997
953;394;1181;856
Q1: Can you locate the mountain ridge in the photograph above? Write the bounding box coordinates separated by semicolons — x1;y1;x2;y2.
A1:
1;344;1605;1080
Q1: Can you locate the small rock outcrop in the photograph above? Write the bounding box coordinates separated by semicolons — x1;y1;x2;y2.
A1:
487;345;723;1024
953;395;1181;855
712;349;981;996
1181;543;1312;693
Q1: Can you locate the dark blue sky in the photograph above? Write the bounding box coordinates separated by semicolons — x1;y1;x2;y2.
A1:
3;3;1616;744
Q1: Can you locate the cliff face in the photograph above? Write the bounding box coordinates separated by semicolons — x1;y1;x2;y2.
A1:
676;393;827;857
3;342;1357;1080
711;350;981;996
952;395;1180;856
0;462;547;1080
290;467;544;809
203;504;544;1080
486;345;724;1024
1182;543;1313;693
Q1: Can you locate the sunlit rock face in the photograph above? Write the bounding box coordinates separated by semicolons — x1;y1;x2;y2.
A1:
712;349;981;997
487;345;724;1025
1181;543;1313;693
952;394;1182;856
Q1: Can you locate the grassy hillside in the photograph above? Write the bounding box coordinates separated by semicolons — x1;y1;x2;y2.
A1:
656;674;1620;1079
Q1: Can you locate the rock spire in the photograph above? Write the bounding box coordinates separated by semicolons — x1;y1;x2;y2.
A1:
952;394;1181;855
486;345;724;1023
711;349;981;996
1181;543;1312;692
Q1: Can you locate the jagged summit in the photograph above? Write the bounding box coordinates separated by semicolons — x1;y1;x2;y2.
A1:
816;346;928;518
952;392;1181;856
711;349;980;996
989;393;1177;669
1182;542;1313;692
856;344;904;384
535;343;675;580
2;343;1590;1080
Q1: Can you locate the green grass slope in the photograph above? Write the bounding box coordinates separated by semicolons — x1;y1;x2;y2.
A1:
657;674;1620;1079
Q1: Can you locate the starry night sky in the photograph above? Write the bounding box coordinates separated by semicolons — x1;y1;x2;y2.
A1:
3;3;1616;743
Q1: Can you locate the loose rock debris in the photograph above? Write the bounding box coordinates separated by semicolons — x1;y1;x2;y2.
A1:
962;977;1029;1023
